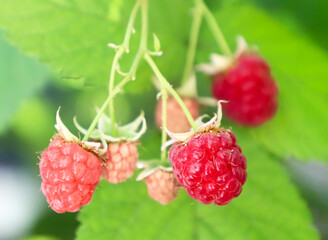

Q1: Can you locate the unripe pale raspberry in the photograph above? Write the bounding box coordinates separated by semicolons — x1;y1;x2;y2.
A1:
102;142;138;184
145;169;180;205
40;138;102;213
168;130;247;205
212;53;278;126
155;96;199;133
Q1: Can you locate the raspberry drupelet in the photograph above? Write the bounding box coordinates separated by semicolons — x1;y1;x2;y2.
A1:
101;142;138;184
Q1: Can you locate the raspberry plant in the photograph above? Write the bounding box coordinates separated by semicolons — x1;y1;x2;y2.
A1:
0;0;327;239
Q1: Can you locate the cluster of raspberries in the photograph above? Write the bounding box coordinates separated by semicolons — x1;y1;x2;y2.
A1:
39;51;277;213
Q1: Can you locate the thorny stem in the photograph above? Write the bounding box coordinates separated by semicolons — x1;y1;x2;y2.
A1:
181;0;203;86
108;2;140;137
199;0;232;56
144;53;198;132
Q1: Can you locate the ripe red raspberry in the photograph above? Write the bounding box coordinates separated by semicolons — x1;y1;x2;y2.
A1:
40;138;102;213
145;169;180;205
212;53;278;126
168;130;247;205
102;142;138;184
155;96;199;133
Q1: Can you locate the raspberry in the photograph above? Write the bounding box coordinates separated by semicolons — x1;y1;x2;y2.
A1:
145;169;180;205
102;142;138;184
40;138;102;213
212;53;278;126
155;96;199;133
168;130;247;205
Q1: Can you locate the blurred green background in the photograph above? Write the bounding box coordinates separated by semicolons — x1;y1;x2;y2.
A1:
0;0;328;239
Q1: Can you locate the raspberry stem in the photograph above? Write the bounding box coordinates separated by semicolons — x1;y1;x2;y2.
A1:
108;49;124;137
82;74;133;141
181;0;203;86
82;0;149;142
144;53;198;132
140;0;169;163
200;0;232;56
108;2;141;137
160;81;168;164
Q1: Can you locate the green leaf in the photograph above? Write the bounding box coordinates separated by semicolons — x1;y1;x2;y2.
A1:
76;142;318;240
0;30;49;135
0;0;192;92
199;4;328;161
252;0;328;50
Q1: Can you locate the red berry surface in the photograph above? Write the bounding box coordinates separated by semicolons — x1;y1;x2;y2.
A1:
156;96;199;133
145;169;180;205
212;53;278;126
40;138;102;213
102;142;138;184
168;130;247;205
